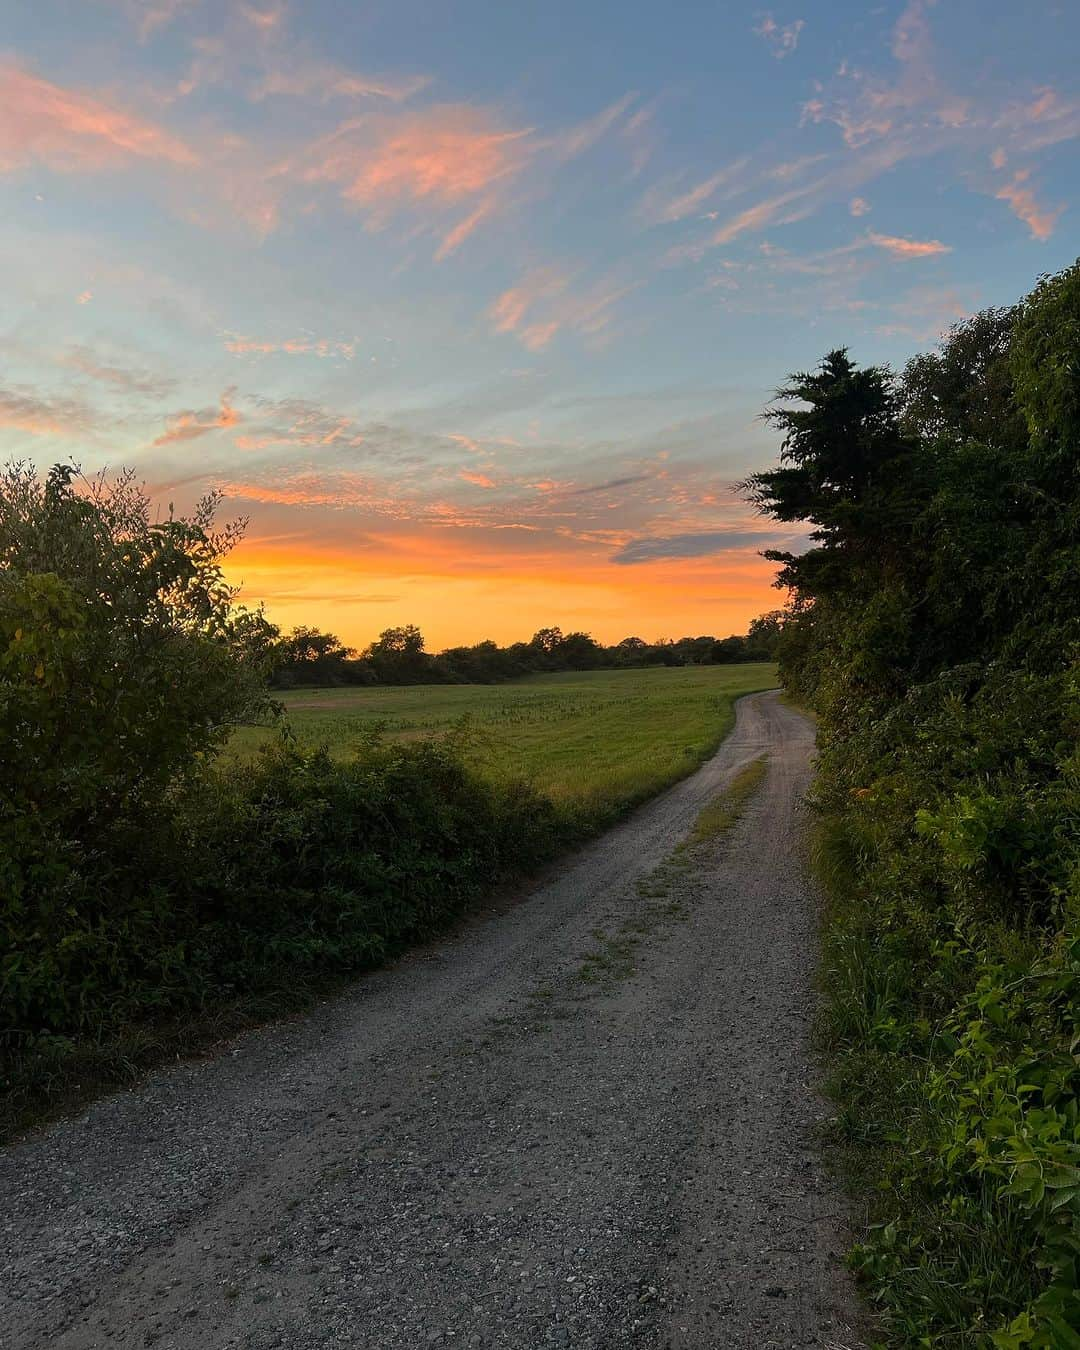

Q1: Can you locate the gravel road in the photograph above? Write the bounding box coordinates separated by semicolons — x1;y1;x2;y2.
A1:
1;691;864;1350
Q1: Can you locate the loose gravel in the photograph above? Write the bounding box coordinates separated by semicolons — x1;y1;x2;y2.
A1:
0;692;864;1349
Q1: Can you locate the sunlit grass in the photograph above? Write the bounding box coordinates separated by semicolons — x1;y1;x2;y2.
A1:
230;664;778;825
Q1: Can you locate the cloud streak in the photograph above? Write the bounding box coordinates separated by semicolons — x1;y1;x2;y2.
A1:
867;231;950;258
0;61;198;174
611;530;794;564
154;390;240;446
488;267;631;350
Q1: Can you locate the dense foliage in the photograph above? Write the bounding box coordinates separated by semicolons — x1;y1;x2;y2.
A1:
269;614;785;687
745;260;1080;1345
0;466;561;1127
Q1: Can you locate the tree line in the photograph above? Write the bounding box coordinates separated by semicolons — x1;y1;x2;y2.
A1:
269;614;784;688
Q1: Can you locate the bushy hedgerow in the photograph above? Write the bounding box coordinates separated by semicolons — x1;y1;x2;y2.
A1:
1;734;560;1110
744;260;1080;1344
0;465;563;1126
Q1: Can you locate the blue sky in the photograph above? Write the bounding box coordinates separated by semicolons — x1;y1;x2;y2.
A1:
2;0;1077;646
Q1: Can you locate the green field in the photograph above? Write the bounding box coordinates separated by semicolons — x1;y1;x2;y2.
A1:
231;664;778;824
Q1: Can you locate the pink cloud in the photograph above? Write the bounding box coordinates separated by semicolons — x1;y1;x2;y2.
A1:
867;231;951;258
0;62;197;174
849;196;870;216
644;159;751;224
995;170;1063;241
546;93;638;161
754;14;805;59
489;268;631;351
435;197;498;260
154;390;240;446
459;471;497;489
291;93;637;257
995;87;1080;153
304;106;531;213
801;0;969;150
710;185;818;246
252;62;430;104
239;3;285;31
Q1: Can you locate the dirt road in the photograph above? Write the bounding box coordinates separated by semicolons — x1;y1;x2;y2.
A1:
1;692;863;1349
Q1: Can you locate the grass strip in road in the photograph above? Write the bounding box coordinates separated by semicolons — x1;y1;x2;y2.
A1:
578;755;770;990
686;755;770;847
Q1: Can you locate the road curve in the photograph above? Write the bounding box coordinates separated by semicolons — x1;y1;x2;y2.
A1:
1;691;864;1350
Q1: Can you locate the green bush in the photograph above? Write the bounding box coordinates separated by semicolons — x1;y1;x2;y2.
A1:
1;730;560;1112
0;464;563;1125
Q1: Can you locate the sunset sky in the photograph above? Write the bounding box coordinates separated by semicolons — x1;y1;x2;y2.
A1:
3;0;1078;649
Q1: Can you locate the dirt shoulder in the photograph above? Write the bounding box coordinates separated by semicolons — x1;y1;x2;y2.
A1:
0;692;864;1350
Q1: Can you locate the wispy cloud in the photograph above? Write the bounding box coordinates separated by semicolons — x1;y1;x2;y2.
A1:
994;169;1063;240
867;231;950;258
61;345;175;397
459;470;497;489
641;158;751;224
297;104;531;254
0;61;198;174
754;14;805;59
709;184;818;247
223;333;357;359
488;267;631;350
154;389;240;446
0;385;95;437
251;61;429;104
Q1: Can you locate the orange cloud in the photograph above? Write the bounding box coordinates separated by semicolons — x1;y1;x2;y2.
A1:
154;390;239;446
435;198;497;260
995;170;1062;241
305;105;530;213
0;62;197;174
710;185;817;247
0;385;96;438
867;231;951;258
223;333;357;359
0;393;65;436
488;267;630;350
459;470;496;489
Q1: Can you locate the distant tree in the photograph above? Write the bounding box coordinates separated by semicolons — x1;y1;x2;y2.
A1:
672;635;717;665
743;611;786;661
272;625;355;687
557;631;605;670
530;626;564;653
710;635;746;663
613;636;649;667
365;624;431;683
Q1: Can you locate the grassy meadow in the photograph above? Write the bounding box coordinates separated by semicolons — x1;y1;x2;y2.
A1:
232;663;778;826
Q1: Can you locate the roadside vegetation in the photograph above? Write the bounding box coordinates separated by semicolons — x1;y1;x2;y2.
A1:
0;461;775;1134
745;259;1080;1345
